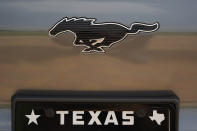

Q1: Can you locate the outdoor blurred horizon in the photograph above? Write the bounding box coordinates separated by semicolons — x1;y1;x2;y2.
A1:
0;0;197;32
0;1;197;131
0;0;197;106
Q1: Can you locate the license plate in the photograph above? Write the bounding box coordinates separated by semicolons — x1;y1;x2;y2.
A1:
12;91;179;131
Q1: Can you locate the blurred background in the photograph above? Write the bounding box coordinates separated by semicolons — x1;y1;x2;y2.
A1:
0;0;197;131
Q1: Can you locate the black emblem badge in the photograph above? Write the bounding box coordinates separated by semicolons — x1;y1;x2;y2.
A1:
49;17;159;52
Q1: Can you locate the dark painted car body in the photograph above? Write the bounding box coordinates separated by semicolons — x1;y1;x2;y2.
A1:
0;0;197;131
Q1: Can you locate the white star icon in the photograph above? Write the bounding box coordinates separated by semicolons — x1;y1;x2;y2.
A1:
25;109;41;125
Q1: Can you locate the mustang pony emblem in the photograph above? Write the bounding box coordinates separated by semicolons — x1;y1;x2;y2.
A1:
49;17;159;52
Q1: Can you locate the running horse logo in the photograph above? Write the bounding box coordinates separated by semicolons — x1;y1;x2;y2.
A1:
49;17;159;52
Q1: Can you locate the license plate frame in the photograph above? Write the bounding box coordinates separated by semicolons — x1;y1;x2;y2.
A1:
12;91;179;131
